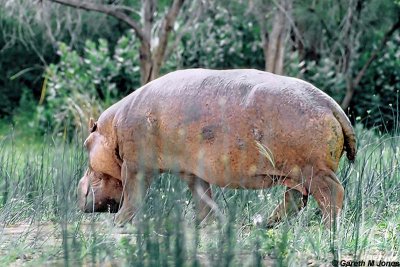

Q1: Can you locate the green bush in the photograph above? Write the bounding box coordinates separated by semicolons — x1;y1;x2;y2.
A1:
0;1;127;118
0;89;39;141
286;51;347;104
355;35;400;131
181;2;264;69
286;33;400;132
39;32;140;136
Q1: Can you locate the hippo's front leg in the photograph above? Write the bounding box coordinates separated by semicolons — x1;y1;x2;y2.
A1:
114;161;152;226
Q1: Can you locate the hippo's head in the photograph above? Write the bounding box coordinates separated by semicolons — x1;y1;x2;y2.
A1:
78;118;123;213
78;170;122;212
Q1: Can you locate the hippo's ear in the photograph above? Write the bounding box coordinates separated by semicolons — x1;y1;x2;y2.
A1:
89;118;95;129
88;118;97;133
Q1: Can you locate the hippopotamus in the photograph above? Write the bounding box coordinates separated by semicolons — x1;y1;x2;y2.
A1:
78;69;356;227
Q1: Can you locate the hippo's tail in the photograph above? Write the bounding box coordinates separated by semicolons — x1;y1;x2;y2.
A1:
328;100;357;163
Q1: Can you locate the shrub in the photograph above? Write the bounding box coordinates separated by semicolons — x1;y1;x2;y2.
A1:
286;33;400;132
39;32;140;136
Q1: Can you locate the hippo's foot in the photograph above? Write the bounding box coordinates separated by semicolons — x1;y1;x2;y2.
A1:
114;208;136;227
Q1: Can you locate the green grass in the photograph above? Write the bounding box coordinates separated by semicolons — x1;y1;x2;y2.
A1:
0;123;399;266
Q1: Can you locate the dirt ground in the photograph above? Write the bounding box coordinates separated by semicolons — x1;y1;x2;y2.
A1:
1;222;398;266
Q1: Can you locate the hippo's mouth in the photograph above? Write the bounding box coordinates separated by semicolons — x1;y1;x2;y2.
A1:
83;198;121;213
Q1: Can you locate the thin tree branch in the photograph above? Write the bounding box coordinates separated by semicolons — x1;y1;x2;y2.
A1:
142;0;155;40
47;0;147;42
152;0;185;75
114;5;141;16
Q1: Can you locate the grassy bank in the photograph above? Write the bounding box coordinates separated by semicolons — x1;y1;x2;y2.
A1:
0;124;398;266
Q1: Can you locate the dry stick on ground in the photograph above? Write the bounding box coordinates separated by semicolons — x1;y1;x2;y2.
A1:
341;16;400;110
46;0;187;85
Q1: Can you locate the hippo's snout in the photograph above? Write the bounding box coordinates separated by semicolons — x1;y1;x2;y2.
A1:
78;182;121;213
77;171;123;213
82;194;120;213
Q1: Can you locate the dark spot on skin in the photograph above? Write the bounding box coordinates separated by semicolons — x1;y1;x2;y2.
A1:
237;138;246;150
184;103;203;124
201;125;217;142
252;128;263;141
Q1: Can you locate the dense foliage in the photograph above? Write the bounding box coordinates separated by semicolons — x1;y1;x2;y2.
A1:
0;0;127;117
41;35;140;134
0;0;399;134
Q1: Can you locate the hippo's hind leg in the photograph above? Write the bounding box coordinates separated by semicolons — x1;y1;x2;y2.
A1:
184;174;212;223
114;161;153;226
310;170;344;228
266;188;308;227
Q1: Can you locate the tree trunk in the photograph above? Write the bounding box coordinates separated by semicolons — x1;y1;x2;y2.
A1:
262;32;269;71
151;0;185;82
266;0;292;75
341;77;354;111
139;41;153;85
47;0;187;86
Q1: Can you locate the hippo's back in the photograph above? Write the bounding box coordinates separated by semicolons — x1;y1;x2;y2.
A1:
137;69;323;106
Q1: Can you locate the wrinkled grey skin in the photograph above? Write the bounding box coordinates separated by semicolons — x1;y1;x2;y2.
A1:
78;69;356;227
